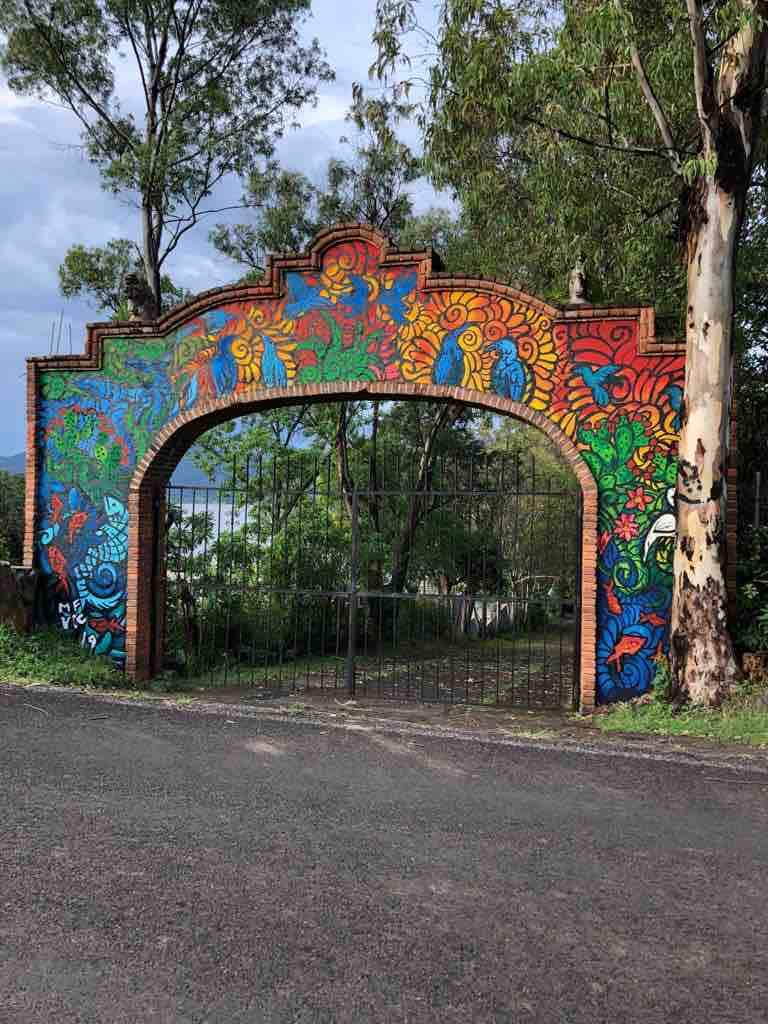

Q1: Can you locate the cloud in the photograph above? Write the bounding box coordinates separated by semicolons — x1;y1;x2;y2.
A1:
299;92;350;128
0;83;34;125
0;1;445;456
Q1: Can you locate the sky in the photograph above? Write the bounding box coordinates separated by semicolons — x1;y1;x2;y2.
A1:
0;0;440;456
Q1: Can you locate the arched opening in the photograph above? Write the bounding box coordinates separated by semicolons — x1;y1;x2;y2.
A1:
126;382;598;710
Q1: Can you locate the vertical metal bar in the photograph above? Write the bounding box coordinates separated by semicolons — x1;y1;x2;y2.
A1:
215;480;223;685
345;488;359;696
224;455;237;686
755;471;762;529
239;455;250;684
199;487;209;673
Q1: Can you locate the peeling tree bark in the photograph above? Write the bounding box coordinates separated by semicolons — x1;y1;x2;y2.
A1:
672;180;741;705
671;1;768;705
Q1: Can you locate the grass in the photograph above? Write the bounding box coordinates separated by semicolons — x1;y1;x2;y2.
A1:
0;623;120;688
593;684;768;747
3;623;767;749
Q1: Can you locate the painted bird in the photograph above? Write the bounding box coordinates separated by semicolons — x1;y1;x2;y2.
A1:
205;310;231;333
663;384;683;430
643;487;676;559
378;271;417;325
432;326;465;387
338;274;370;316
284;273;333;318
211;335;238;395
260;335;288;388
573;363;621;407
490;337;528;402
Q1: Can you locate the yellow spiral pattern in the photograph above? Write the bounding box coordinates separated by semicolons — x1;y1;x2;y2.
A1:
394;291;556;408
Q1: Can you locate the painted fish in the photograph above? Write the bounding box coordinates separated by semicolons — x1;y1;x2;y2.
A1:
604;580;623;615
67;510;89;545
640;611;666;627
47;545;69;594
606;634;646;672
50;494;64;524
72;497;129;605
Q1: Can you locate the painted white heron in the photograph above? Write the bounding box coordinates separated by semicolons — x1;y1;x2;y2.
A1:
644;487;676;559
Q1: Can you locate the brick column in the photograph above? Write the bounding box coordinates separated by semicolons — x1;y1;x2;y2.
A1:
125;483;159;682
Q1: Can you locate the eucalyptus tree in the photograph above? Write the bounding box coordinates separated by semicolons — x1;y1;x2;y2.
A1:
0;0;333;317
374;0;768;705
209;92;423;276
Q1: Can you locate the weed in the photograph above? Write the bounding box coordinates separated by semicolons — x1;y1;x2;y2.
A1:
0;624;119;688
595;672;768;747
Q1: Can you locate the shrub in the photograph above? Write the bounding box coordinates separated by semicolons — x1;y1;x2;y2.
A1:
736;526;768;651
0;471;24;563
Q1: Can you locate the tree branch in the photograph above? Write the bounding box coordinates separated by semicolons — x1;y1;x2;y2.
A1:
163;202;251;226
19;0;137;152
616;0;683;174
686;0;717;141
523;114;672;160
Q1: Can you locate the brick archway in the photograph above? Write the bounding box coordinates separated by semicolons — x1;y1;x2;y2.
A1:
125;381;599;709
26;223;688;708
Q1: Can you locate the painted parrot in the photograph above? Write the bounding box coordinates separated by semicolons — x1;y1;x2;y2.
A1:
432;326;465;386
663;384;683;430
490;337;528;401
211;335;238;395
260;335;288;388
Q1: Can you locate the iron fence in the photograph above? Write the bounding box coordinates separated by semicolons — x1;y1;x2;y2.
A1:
743;469;768;530
162;449;581;708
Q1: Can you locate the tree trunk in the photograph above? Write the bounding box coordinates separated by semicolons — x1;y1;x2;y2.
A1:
670;177;742;705
389;403;460;593
141;201;162;320
367;401;384;592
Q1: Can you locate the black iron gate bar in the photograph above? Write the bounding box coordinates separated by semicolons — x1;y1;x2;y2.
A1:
163;448;581;708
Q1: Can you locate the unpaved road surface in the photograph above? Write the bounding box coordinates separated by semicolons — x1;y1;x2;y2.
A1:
2;685;767;1023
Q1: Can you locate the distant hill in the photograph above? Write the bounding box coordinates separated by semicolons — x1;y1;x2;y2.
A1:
0;451;222;487
0;453;24;475
169;453;225;487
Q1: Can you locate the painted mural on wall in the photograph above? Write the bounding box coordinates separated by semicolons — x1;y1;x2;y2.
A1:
34;236;684;701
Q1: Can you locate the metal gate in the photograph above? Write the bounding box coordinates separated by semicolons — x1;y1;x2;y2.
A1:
163;448;581;708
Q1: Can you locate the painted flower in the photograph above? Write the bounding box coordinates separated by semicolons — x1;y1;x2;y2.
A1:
614;513;639;542
626;486;652;511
